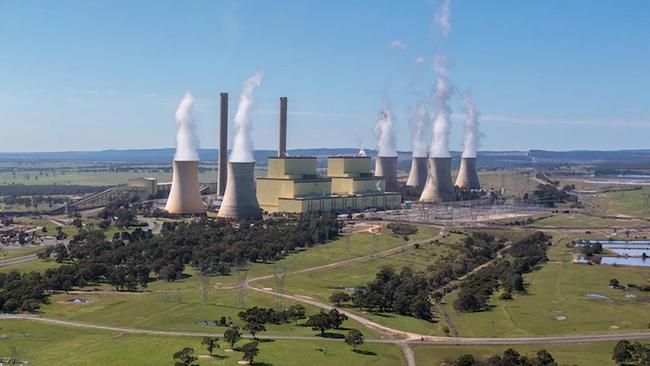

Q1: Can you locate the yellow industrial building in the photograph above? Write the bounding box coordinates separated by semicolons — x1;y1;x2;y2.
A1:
257;156;401;213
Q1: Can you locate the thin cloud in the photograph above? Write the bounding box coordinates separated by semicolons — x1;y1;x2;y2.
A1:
414;57;426;65
389;40;408;51
434;0;451;37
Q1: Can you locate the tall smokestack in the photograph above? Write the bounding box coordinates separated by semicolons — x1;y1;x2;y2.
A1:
165;161;206;214
217;92;228;196
375;156;399;192
419;157;454;202
217;162;261;219
455;157;480;190
406;156;427;187
279;97;287;158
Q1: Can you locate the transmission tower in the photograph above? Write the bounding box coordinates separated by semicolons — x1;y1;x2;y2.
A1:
272;264;288;311
236;268;248;307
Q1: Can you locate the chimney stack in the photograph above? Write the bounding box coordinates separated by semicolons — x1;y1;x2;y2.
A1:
217;92;228;196
278;97;288;158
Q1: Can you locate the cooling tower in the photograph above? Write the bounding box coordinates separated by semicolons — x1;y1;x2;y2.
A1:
217;92;228;196
217;162;262;220
406;156;427;187
374;156;399;192
419;157;454;202
455;157;480;190
165;160;206;214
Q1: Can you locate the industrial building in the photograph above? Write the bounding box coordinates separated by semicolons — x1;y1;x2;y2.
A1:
257;155;401;214
255;97;401;214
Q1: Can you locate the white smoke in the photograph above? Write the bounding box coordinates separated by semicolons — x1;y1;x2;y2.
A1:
434;0;451;37
460;91;482;158
389;40;408;51
374;103;397;157
409;95;430;157
173;92;200;161
230;71;263;162
430;56;454;158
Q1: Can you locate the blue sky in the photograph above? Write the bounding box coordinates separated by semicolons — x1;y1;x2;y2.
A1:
0;0;649;152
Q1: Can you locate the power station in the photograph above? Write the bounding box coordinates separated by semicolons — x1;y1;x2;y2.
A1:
162;91;486;217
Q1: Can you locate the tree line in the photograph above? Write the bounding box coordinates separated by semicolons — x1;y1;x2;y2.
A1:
1;215;339;313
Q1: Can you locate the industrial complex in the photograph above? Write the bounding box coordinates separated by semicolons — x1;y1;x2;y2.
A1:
160;94;482;217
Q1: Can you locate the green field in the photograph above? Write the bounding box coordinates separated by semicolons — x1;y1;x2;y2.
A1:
0;246;45;260
0;320;405;366
443;244;650;338
531;213;647;228
412;342;619;366
593;186;650;218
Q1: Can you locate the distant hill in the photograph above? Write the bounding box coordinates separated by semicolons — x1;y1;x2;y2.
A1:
1;148;648;169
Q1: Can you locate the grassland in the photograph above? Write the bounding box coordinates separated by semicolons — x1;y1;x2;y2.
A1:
443;243;650;338
0;320;405;366
0;246;45;260
412;342;620;366
531;213;648;228
476;170;538;198
592;186;650;218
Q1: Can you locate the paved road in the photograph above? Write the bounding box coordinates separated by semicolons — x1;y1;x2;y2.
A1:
0;254;39;267
2;314;649;347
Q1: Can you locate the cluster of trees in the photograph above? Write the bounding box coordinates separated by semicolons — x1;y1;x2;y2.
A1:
305;309;349;335
453;348;557;366
579;241;603;256
2;216;339;313
0;271;47;312
237;305;307;338
173;336;260;365
454;232;551;313
0;184;105;197
338;233;503;321
612;340;650;365
97;200;139;228
346;266;432;320
528;183;578;207
0;195;67;209
386;223;418;236
609;279;650;292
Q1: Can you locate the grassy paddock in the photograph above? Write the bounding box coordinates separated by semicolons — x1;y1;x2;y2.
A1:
0;320;405;366
412;342;619;366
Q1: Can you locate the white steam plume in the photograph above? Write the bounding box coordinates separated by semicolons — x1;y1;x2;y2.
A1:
409;95;430;157
374;102;397;157
430;56;454;158
230;71;263;162
435;0;451;37
460;91;482;158
173;92;200;161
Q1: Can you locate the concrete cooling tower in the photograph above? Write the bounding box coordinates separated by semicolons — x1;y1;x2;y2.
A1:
419;157;454;203
374;156;399;192
455;157;480;190
406;156;427;187
217;162;262;220
164;160;206;214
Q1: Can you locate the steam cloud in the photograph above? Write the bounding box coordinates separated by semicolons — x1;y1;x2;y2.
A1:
409;95;430;157
460;91;482;158
173;92;200;161
435;0;451;37
374;103;397;157
430;56;454;158
230;71;263;162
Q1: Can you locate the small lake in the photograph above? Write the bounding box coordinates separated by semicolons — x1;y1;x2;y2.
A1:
601;257;650;267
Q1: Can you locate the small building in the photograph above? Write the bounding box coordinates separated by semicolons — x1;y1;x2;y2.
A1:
256;156;401;214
